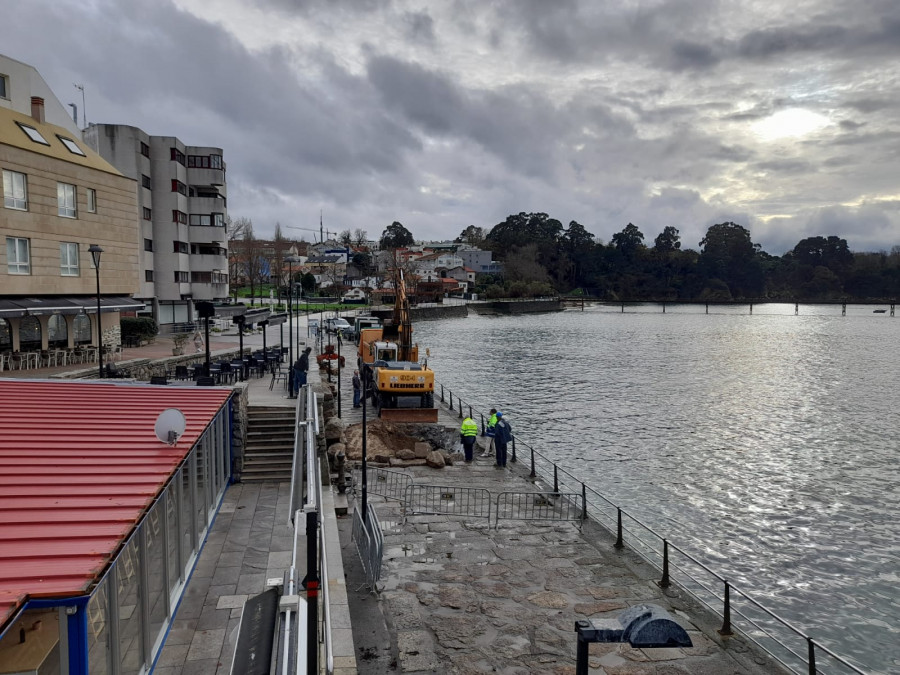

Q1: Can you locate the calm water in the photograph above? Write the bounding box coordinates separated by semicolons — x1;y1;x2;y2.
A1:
414;304;900;673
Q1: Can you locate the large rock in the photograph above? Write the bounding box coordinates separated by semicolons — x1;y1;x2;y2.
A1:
390;457;427;467
425;450;446;468
414;442;431;458
396;448;416;460
324;418;342;441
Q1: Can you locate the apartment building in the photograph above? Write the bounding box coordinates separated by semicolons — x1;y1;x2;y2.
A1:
85;124;229;325
0;55;140;355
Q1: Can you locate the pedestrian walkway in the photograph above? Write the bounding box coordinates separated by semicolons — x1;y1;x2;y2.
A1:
339;418;784;673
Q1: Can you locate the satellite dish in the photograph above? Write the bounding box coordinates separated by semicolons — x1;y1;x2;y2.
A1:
154;408;186;446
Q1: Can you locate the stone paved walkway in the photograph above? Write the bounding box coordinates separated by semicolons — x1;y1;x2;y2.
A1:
153;481;295;675
347;450;784;674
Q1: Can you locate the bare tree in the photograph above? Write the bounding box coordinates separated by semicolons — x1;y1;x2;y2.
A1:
352;228;369;247
227;216;253;301
271;222;286;304
338;229;353;247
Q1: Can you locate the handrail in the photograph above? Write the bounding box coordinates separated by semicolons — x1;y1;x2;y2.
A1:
434;379;868;675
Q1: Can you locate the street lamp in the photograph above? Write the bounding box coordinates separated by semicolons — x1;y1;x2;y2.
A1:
286;256;299;397
89;244;103;378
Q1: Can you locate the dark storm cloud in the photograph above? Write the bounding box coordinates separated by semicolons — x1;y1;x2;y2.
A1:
403;11;436;44
366;54;594;179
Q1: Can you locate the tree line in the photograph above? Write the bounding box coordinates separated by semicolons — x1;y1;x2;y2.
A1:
462;214;900;301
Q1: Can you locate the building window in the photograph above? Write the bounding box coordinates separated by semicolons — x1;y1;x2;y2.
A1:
6;237;30;274
189;214;211;226
191;271;212;283
141;174;152;189
144;238;154;252
173;241;189;254
172;210;187;224
86;188;97;213
213;213;225;227
57;182;77;218
174;271;189;283
0;74;8;99
60;242;80;276
210;154;223;169
187;155;210;168
145;270;154;282
57;135;87;156
2;170;27;210
171;179;186;195
143;207;152;220
213;272;228;284
170;148;185;165
16;122;50;145
140;141;150;157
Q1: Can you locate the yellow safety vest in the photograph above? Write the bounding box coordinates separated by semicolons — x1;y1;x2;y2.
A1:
461;418;478;436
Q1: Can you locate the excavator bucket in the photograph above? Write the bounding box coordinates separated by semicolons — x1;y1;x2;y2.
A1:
379;407;438;423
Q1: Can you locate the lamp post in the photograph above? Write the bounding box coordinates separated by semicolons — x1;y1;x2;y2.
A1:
286;256;299;397
89;244;103;378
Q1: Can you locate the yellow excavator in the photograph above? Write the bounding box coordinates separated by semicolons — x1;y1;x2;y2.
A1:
358;269;436;421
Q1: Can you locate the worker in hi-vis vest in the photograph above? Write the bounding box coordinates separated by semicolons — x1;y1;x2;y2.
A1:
481;408;498;457
460;416;479;463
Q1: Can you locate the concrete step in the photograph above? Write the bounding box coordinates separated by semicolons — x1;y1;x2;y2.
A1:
245;441;294;452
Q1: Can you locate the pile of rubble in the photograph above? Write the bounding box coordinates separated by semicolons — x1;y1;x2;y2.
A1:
325;417;463;469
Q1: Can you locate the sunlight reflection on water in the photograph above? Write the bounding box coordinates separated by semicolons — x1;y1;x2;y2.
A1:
415;304;900;673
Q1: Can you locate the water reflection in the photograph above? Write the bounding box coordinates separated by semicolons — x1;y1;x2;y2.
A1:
415;305;900;673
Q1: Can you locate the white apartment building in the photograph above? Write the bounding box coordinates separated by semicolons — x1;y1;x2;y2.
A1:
85;124;229;325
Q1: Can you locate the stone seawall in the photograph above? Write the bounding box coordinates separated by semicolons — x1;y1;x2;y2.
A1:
410;304;468;321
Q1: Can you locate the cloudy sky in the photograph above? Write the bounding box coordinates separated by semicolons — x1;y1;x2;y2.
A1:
4;0;900;254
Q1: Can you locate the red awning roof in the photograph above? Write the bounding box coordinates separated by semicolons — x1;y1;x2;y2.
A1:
0;380;232;632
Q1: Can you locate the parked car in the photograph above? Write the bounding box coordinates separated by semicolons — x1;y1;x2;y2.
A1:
324;317;352;334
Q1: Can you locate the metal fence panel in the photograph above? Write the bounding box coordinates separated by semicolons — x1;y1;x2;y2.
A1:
354;466;413;502
351;504;384;590
403;484;492;521
494;491;585;528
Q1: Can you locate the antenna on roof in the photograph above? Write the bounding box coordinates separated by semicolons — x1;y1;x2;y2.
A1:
154;408;186;446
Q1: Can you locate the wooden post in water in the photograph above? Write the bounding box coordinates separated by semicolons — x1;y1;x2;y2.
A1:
795;302;799;315
842;303;846;316
749;303;753;315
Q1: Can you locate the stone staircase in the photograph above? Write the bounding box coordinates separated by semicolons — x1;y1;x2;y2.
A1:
242;406;296;482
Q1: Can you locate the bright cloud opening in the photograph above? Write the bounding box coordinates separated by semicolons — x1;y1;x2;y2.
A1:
753;108;831;141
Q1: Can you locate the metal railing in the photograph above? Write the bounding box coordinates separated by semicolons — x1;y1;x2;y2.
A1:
286;384;335;674
351;501;384;590
433;380;867;675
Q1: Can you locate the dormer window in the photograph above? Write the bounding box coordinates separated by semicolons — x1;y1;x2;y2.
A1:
16;122;49;145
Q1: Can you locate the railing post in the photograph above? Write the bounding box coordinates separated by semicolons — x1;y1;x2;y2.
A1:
449;391;453;409
581;483;587;521
529;449;536;478
718;581;733;636
807;637;816;675
458;399;463;419
614;508;623;549
553;465;559;493
440;384;444;402
659;539;670;587
510;437;516;463
480;413;485;435
468;405;472;419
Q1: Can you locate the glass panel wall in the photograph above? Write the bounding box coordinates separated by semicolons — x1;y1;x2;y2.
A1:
195;435;208;535
181;460;193;575
166;482;180;595
87;579;111;675
117;536;143;675
146;499;168;643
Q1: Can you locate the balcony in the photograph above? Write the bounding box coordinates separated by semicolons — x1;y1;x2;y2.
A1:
190;253;228;272
189;225;226;245
187;167;226;189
